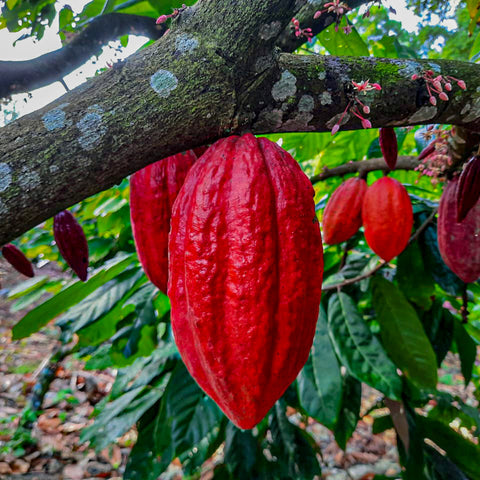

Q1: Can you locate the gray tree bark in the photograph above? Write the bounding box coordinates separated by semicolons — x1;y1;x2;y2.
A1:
1;0;480;245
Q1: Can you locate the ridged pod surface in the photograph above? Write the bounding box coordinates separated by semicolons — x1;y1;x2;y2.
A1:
379;127;398;169
438;178;480;283
168;133;324;429
130;150;197;293
53;210;89;281
323;177;367;245
1;244;34;278
362;177;413;262
457;155;480;222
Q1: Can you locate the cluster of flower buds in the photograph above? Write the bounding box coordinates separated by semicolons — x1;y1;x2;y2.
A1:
414;126;453;184
331;80;382;135
156;3;187;24
411;70;466;106
314;1;351;32
291;18;313;40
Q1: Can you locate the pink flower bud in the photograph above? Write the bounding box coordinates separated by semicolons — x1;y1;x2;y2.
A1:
458;80;466;90
433;81;442;91
429;96;437;106
156;14;168;24
331;124;340;136
411;74;418;80
445;82;452;91
439;92;449;101
371;83;382;90
363;105;370;114
361;118;372;129
313;10;322;19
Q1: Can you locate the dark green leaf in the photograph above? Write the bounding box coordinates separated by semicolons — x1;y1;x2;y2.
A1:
297;305;342;429
327;292;402;399
453;319;477;385
224;423;257;478
371;276;438;390
372;415;394;434
334;375;361;450
424;444;469;480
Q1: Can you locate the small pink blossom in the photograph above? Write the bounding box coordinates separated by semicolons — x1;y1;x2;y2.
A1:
439;92;449;101
156;14;168;24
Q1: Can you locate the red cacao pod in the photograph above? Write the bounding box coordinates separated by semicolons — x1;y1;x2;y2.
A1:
1;244;34;278
456;155;480;222
53;210;89;281
130;150;197;293
379;127;398;169
418;141;435;161
168;133;324;429
322;177;367;245
438;177;480;283
362;177;413;262
192;145;209;158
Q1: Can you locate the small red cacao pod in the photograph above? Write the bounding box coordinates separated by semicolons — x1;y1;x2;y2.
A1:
53;210;89;282
438;178;480;283
130;150;197;293
362;177;413;262
168;133;324;429
1;244;34;278
379;127;398;169
418;142;435;161
322;177;367;245
456;155;480;222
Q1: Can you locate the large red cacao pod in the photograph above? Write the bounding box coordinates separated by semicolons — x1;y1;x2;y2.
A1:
168;133;324;429
1;244;34;278
130;150;197;293
322;177;367;245
362;177;413;262
53;210;89;282
379;127;398;170
456;155;480;222
438;177;480;283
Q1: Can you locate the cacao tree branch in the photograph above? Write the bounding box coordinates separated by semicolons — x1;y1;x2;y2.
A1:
0;14;166;99
310;156;419;183
2;0;480;244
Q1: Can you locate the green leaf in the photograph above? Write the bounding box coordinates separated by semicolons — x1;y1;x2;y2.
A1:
7;275;49;299
418;416;480;480
318;19;369;57
327;292;402;399
224;423;257;478
334;375;361;450
453;319;477;385
297;305;342;429
371;276;438;390
372;415;394;434
424;444;469;480
396;242;435;309
12;255;136;339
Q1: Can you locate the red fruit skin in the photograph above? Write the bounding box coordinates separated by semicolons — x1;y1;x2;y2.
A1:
457;155;480;222
192;145;209;158
53;210;89;282
168;133;324;429
1;244;34;278
323;177;367;245
130;150;197;293
438;178;480;283
362;177;413;262
418;142;435;161
379;127;398;169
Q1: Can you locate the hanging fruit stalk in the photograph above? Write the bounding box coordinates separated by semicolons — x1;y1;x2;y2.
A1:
362;177;413;262
1;244;34;278
168;133;324;429
53;210;89;282
438;177;480;283
456;155;480;222
379;127;398;169
130;150;197;294
322;177;367;245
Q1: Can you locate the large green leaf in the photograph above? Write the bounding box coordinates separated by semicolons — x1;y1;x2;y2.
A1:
224;423;257;478
334;375;361;450
12;255;136;339
418;416;480;480
318;18;370;57
424;444;469;480
396;242;435;309
327;292;402;399
453;319;477;385
297;305;342;429
371;276;438;390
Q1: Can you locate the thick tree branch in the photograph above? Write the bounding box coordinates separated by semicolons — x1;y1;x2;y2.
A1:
0;13;165;98
2;0;480;245
310;156;419;183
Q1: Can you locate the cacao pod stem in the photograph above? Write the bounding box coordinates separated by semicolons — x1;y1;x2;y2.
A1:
53;210;89;282
456;155;480;222
1;244;35;278
379;127;398;170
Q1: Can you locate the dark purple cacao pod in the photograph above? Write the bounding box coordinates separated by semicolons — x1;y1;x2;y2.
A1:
168;133;324;429
379;127;398;169
438;178;480;283
53;210;89;281
457;155;480;222
130;150;197;293
1;244;34;278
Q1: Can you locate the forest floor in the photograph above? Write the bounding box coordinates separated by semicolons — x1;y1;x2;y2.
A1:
0;258;477;480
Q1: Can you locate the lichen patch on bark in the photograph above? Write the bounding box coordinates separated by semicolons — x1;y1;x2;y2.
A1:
76;105;107;151
0;163;12;192
150;69;179;97
272;70;297;102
